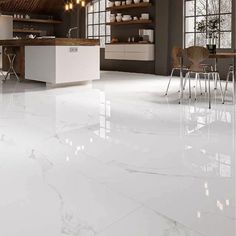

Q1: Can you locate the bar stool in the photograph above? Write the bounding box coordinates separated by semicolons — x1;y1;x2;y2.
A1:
223;65;235;104
185;46;223;109
3;48;19;82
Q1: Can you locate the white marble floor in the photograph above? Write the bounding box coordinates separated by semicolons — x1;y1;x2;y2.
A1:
0;72;235;236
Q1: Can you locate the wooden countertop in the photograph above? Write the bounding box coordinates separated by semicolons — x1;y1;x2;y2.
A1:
0;38;100;46
106;43;154;45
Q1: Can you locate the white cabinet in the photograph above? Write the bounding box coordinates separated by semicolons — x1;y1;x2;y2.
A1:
25;46;100;86
105;44;155;61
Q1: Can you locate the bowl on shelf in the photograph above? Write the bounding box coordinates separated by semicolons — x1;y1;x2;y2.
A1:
108;1;114;7
143;0;150;2
134;0;140;4
115;1;121;6
140;13;149;20
122;15;132;20
126;0;132;4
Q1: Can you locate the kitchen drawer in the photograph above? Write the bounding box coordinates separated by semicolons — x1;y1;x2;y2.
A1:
125;52;154;61
105;44;155;61
105;44;125;52
124;44;154;53
105;51;125;60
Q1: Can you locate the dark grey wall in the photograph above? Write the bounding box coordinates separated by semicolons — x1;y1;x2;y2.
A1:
155;0;170;75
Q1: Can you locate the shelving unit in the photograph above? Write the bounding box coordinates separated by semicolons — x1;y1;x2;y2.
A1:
106;20;153;26
13;18;62;24
13;29;43;34
106;2;152;11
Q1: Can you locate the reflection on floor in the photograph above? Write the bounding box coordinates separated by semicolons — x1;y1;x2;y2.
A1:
0;71;235;236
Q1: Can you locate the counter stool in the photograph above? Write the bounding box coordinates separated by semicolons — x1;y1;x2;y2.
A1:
223;65;235;104
3;48;19;82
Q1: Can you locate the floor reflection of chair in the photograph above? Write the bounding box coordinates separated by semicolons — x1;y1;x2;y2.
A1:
223;65;235;104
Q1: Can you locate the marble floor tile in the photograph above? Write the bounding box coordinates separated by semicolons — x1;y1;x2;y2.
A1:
0;72;235;236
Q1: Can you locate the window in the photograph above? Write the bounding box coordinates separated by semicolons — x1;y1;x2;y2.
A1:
86;0;111;48
184;0;232;49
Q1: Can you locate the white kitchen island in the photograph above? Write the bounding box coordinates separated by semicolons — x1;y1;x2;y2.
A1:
0;38;100;87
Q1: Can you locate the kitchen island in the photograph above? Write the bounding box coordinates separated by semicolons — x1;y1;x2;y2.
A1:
0;38;100;86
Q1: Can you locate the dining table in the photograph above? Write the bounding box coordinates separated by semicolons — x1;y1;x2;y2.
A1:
179;51;236;104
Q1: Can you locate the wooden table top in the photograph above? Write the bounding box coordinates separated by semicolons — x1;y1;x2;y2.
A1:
209;52;236;58
0;38;100;46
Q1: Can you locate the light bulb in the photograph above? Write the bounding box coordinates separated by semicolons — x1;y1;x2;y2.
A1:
69;2;73;9
65;3;69;11
81;0;85;7
76;0;80;4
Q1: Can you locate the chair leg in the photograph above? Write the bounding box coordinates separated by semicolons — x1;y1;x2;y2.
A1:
204;74;207;93
183;72;188;90
188;72;191;99
232;71;235;103
214;73;218;90
223;71;230;104
165;68;175;95
3;69;11;82
217;73;224;104
198;74;203;95
208;73;211;109
195;74;198;101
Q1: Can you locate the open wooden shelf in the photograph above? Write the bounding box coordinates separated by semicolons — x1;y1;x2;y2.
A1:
13;29;43;34
106;19;153;26
106;2;152;11
13;18;62;24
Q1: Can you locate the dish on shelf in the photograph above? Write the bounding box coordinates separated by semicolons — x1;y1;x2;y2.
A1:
141;13;149;20
115;1;121;6
108;1;114;7
122;18;132;22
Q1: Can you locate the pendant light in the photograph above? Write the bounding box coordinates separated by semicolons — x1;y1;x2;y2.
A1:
81;1;85;7
69;1;74;10
64;0;86;11
65;1;69;11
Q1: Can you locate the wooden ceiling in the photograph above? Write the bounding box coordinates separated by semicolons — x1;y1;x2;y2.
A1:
0;0;65;14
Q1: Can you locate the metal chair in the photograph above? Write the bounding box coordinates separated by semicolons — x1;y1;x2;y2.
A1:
223;65;235;104
185;46;223;109
3;48;20;82
165;47;189;95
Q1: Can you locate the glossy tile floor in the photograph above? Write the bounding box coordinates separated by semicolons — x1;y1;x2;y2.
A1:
0;72;235;236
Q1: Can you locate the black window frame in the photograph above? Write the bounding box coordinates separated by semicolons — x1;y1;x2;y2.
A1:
86;0;111;48
184;0;233;49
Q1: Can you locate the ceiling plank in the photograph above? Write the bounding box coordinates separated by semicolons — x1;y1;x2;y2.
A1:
0;0;64;14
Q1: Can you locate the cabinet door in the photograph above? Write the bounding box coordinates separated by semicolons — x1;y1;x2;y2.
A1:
105;45;125;52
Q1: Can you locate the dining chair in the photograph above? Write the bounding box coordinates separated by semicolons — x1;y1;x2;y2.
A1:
223;65;235;104
165;47;189;96
186;46;223;109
